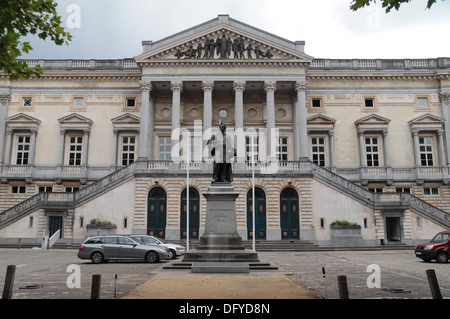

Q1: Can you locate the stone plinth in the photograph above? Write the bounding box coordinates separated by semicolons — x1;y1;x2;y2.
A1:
182;183;259;263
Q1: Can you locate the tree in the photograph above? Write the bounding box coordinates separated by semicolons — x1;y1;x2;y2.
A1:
350;0;441;12
0;0;71;80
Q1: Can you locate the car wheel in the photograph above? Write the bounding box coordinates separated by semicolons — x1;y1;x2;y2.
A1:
145;251;159;263
436;252;449;263
168;249;177;259
91;251;104;264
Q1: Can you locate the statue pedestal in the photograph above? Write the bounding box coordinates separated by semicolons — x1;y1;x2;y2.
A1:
182;183;259;263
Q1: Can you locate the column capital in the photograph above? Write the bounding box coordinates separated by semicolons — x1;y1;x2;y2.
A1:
233;80;246;92
439;91;450;103
202;81;214;92
0;92;11;103
171;80;183;92
264;80;277;92
139;80;152;92
294;80;308;92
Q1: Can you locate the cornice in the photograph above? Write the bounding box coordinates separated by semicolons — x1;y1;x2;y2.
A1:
139;60;309;68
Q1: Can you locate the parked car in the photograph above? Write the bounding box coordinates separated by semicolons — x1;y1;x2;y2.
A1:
415;231;450;263
130;235;185;259
78;235;171;264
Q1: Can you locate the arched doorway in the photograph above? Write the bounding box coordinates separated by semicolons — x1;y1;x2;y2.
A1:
247;187;266;240
180;188;200;239
147;187;167;238
280;188;300;239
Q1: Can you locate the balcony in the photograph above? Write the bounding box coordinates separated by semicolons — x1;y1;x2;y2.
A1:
1;162;449;184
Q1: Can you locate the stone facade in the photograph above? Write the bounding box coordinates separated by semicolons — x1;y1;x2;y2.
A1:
0;15;449;247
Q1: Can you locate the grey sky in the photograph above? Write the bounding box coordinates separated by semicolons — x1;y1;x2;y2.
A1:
22;0;450;60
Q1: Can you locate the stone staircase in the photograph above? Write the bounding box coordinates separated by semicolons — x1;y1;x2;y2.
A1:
1;160;449;233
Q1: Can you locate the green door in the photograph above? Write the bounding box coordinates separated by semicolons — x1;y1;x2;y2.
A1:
247;188;266;240
280;188;300;239
180;188;200;239
147;187;167;239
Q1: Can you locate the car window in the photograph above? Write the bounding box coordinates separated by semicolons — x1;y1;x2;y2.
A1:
86;237;104;244
143;237;158;244
118;237;136;245
431;233;450;243
104;237;117;244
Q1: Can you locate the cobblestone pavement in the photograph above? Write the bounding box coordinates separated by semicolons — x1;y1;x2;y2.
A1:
0;248;448;299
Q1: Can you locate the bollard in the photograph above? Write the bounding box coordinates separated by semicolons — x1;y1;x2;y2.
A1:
2;265;16;299
91;274;101;299
426;269;443;299
337;275;349;299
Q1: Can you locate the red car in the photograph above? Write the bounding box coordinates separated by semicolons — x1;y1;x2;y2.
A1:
415;231;450;263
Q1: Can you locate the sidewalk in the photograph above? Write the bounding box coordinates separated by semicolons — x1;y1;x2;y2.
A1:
120;272;318;299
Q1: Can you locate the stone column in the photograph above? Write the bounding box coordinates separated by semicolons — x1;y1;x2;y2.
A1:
264;81;276;159
29;129;37;165
0;92;11;165
358;129;366;167
4;128;12;165
437;129;445;167
292;96;300;160
138;80;152;160
202;80;214;130
439;92;450;166
171;80;183;163
329;130;335;169
82;129;90;166
294;80;308;159
412;130;421;166
112;129;119;167
382;129;390;167
58;129;65;166
233;81;246;164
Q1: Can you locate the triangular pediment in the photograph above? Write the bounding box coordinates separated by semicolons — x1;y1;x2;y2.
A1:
6;113;41;125
111;113;140;124
135;15;313;64
58;113;93;125
408;113;445;126
307;114;336;125
355;114;391;127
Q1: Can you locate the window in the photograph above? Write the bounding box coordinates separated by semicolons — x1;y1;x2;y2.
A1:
188;136;202;162
246;136;259;163
395;187;411;194
219;109;228;118
22;97;32;108
311;137;326;167
158;137;171;160
65;186;80;192
424;187;439;196
121;136;136;166
38;186;53;193
68;136;83;166
311;98;322;108
126;98;136;108
73;97;84;108
417;97;428;109
365;137;380;167
11;186;26;194
419;137;434;166
368;188;383;193
276;137;288;161
29;216;34;228
364;98;374;108
16;135;30;165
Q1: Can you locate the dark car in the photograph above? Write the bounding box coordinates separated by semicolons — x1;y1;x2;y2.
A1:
415;231;450;263
78;235;171;264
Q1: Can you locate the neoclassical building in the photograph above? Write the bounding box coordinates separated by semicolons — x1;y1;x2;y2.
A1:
0;15;449;246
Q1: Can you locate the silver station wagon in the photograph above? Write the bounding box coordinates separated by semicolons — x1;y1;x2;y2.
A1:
78;235;171;263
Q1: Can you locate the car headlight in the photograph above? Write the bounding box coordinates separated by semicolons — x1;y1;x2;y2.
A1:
425;245;434;250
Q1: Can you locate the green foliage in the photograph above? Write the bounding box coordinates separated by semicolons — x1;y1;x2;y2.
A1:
330;220;360;226
350;0;440;12
89;218;113;225
0;0;72;80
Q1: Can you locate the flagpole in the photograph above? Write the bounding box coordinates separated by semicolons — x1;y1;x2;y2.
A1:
186;136;190;252
252;137;256;252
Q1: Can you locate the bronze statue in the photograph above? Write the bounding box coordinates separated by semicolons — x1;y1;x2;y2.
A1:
207;122;236;183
